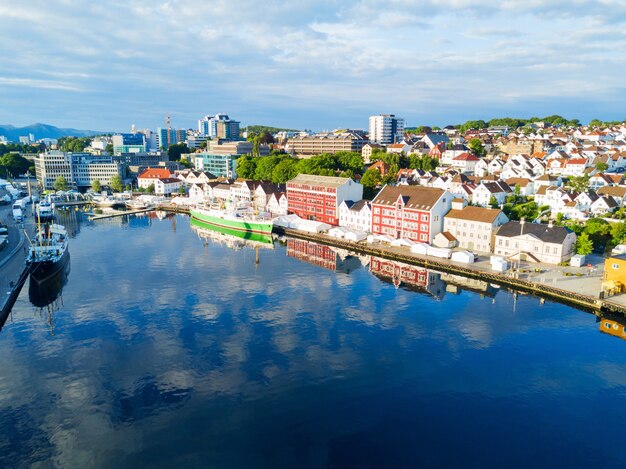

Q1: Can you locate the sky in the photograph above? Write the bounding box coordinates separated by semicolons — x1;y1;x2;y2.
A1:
1;0;626;132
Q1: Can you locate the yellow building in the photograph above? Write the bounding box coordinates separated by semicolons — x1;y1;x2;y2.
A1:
602;254;626;295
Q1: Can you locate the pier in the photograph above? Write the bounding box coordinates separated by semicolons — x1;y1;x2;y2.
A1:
89;208;154;220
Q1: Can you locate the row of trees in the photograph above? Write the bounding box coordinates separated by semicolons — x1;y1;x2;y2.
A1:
556;217;626;255
58;136;92;152
236;151;364;184
0;142;44;155
457;115;583;132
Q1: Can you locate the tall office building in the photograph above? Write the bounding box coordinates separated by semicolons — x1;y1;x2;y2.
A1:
197;113;239;140
368;114;405;144
156;128;185;149
216;120;240;140
112;133;146;155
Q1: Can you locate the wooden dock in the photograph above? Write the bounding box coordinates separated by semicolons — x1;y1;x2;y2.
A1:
90;208;153;220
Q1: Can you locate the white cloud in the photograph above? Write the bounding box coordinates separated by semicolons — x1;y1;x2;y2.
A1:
0;0;625;129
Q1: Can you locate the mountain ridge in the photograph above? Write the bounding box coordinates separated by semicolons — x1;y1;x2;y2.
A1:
0;123;103;141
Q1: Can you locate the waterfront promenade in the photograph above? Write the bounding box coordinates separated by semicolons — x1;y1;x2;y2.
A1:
0;204;34;318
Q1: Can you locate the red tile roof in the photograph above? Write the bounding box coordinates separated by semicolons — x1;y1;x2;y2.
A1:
138;168;172;179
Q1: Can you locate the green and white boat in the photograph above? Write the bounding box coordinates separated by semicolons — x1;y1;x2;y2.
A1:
190;203;273;235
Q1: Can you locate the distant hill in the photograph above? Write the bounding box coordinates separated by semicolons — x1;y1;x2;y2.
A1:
242;125;300;134
0;123;103;141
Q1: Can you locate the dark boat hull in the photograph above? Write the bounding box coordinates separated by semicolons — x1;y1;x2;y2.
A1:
28;256;70;308
29;249;70;285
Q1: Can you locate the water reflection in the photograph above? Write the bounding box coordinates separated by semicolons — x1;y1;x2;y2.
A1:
368;256;445;299
599;313;626;340
191;217;274;249
286;238;362;272
1;215;626;467
28;254;70;309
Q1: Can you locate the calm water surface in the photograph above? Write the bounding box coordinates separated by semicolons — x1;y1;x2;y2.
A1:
1;212;626;468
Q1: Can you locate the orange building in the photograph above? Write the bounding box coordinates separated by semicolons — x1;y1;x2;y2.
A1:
602;254;626;296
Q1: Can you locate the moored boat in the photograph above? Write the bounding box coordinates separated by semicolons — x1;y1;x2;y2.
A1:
27;223;70;285
37;198;55;221
29;253;70;308
190;202;273;235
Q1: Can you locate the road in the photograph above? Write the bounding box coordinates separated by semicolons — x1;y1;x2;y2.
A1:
0;201;37;311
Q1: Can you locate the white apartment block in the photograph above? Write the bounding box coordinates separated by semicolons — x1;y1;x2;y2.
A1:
368;114;405;145
35;151;122;189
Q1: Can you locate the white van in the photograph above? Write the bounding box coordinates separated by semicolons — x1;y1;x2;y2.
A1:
12;205;23;222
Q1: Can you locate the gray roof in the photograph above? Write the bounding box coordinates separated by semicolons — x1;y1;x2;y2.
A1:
495;221;573;243
288;174;354;188
349;200;370;212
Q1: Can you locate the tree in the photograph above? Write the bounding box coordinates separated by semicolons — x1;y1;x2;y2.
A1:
92;179;102;193
167;143;189;161
576;232;594;255
54;176;69;191
467;138;486;158
360;168;382;189
105;143;114;154
235;155;257;179
611;221;626;246
595;162;609;172
567;175;590;193
271;159;297;183
459;120;488;132
58;136;91;152
584;217;611;248
146;183;155;194
178;185;186;195
489;196;499;208
110;174;123;193
0;153;31;177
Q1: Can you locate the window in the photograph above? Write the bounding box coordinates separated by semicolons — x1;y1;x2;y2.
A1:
613;263;619;269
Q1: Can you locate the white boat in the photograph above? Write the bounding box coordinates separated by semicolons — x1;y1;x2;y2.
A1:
92;195;124;208
37;198;54;220
125;198;152;210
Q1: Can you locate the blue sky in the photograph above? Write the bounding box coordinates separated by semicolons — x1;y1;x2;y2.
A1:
1;0;625;132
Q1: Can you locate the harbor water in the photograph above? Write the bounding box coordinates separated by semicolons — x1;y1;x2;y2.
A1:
1;212;626;467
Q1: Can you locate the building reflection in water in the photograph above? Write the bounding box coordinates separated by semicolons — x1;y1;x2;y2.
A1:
440;273;500;298
286;238;363;273
369;256;445;300
599;313;626;340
